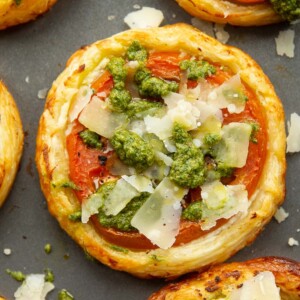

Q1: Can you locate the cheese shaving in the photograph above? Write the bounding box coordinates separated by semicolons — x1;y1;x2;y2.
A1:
274;207;289;223
124;7;164;29
275;29;295;58
286;112;300;153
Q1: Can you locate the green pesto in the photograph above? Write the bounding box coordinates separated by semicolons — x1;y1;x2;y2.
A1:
126;100;163;119
106;57;127;83
170;125;205;188
150;254;164;262
269;0;300;21
203;133;222;147
182;201;203;221
68;211;82;221
79;129;102;149
206;163;234;181
58;289;74;300
6;269;26;282
179;60;216;80
44;243;52;254
172;123;192;144
134;67;152;84
248;122;260;144
223;89;248;103
59;181;80;190
126;41;148;62
110;129;155;171
109;88;131;112
138;77;179;98
98;193;149;231
97;181;117;199
109;245;129;254
44;268;54;283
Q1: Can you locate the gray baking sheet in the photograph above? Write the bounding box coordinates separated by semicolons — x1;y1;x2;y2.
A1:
0;0;299;299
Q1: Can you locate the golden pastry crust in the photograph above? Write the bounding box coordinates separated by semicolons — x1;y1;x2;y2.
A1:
149;257;300;299
176;0;282;26
0;0;57;30
36;23;286;278
0;81;23;207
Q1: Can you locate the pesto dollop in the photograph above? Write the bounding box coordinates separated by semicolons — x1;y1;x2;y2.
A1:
182;201;203;221
79;129;102;149
126;100;163;119
179;60;216;80
110;129;155;172
126;40;148;62
169;124;206;188
58;289;74;300
98;192;149;231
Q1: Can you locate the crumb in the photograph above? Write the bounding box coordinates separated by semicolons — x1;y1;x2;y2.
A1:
3;248;12;256
107;15;115;21
172;13;176;18
288;237;299;247
133;4;141;9
25;76;30;83
274;207;289;223
37;88;48;99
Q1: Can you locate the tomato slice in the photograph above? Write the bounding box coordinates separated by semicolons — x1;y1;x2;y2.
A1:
66;122;109;201
147;51;188;81
91;70;113;97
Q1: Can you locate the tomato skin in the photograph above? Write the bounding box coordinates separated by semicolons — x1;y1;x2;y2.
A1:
66;122;109;201
147;52;188;81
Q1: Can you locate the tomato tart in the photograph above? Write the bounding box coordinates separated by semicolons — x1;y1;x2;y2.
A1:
175;0;298;26
149;257;300;299
0;81;23;207
0;0;57;30
36;24;286;278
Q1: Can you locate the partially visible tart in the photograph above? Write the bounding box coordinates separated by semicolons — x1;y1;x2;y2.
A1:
36;24;286;278
0;0;57;30
0;81;23;207
149;257;300;299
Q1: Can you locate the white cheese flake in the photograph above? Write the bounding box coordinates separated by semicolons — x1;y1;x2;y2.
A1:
200;181;249;230
122;175;154;193
286;112;300;153
131;177;188;249
79;97;127;139
231;271;280;300
275;29;295;58
14;274;54;300
3;248;11;255
288;237;299;247
37;88;48;100
274;207;289;223
25;76;30;83
214;24;230;44
124;7;164;29
81;193;105;223
104;178;139;216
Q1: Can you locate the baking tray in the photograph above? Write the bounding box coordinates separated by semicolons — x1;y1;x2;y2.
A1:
0;0;299;299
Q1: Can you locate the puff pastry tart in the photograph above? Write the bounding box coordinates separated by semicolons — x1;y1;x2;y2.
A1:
175;0;300;26
36;23;286;278
0;0;57;30
0;81;23;207
149;256;300;299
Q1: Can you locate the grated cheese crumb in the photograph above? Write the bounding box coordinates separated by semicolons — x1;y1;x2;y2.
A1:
275;29;295;58
107;15;115;21
37;88;48;100
286;112;300;153
172;14;176;18
25;76;30;83
3;248;12;255
133;4;141;9
274;207;289;223
214;23;230;44
288;237;299;247
297;228;300;232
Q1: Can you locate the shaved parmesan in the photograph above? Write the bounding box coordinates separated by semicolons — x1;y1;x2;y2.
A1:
124;7;164;29
69;86;93;121
122;175;154;193
231;272;280;300
144;115;173;140
201;181;248;230
143;163;170;180
275;29;295;58
14;274;54;300
207;74;246;114
214;24;230;44
288;237;299;247
79;97;127;138
155;151;173;167
286;112;300;153
274;207;289;223
81;193;105;223
131;177;188;249
215;122;252;168
37;88;48;100
104;178;139;216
